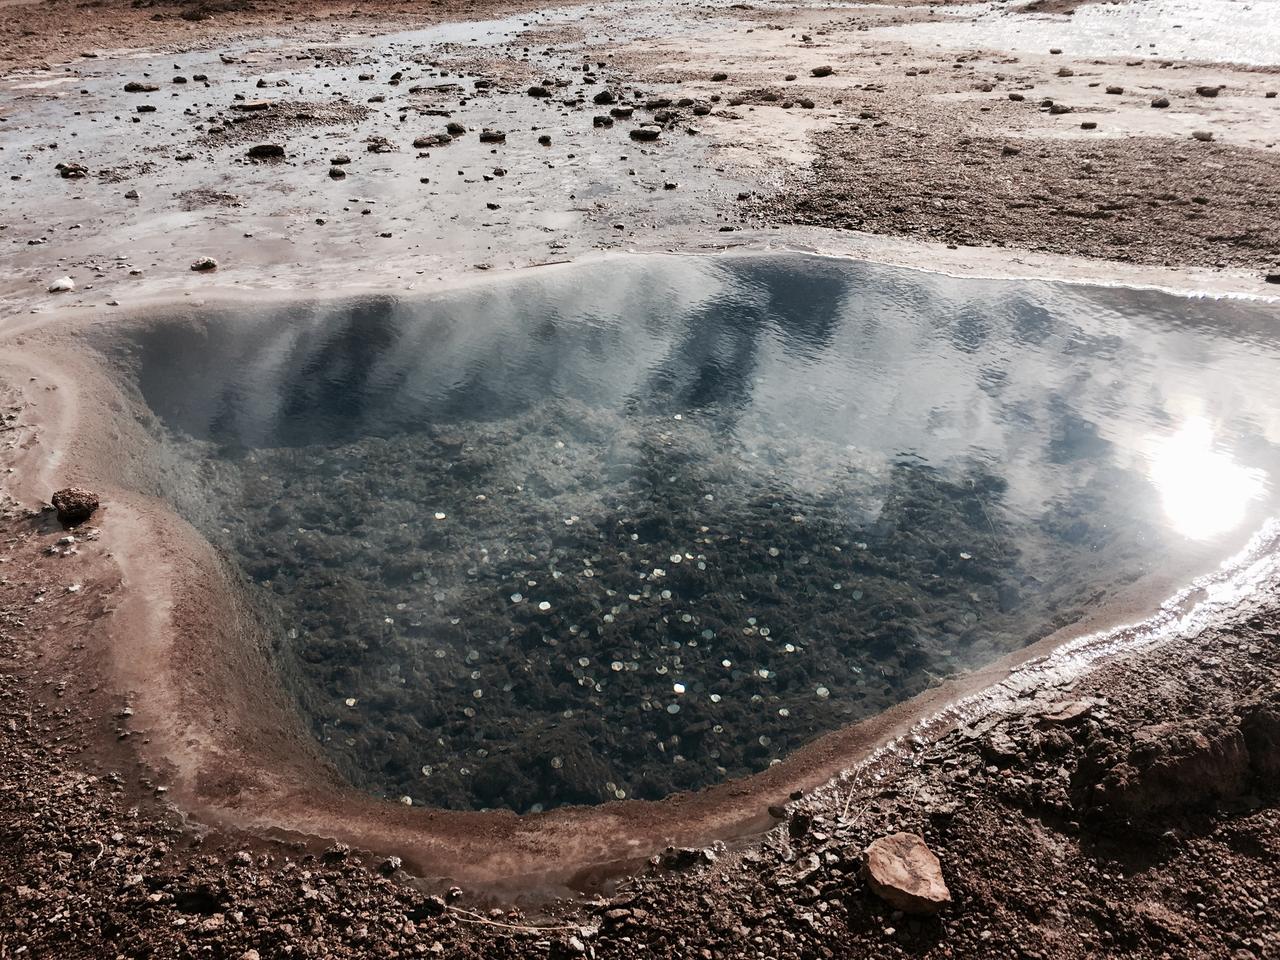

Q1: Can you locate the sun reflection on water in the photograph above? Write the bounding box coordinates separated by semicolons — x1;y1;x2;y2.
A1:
1149;417;1268;542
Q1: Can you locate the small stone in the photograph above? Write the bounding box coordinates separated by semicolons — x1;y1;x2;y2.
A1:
1151;96;1170;108
329;166;346;179
446;121;467;135
380;856;403;874
629;127;660;142
1196;85;1222;97
1008;92;1025;101
811;65;833;78
1191;130;1215;141
52;487;99;526
478;129;506;143
593;89;617;104
47;276;75;293
190;256;218;272
1081;120;1097;129
246;143;284;159
123;81;158;92
711;72;728;82
1106;85;1124;94
865;832;952;915
1057;66;1074;77
527;85;551;98
412;133;453;148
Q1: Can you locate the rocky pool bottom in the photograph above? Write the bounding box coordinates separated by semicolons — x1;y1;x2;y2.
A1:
141;395;1186;813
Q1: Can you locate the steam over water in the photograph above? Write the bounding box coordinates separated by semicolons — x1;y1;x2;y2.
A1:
121;254;1280;811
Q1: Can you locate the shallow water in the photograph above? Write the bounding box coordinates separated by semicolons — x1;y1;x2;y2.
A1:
118;253;1280;811
874;0;1280;66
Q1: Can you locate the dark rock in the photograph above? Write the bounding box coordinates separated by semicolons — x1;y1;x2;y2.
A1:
479;129;506;143
1196;85;1223;97
527;85;551;98
659;847;716;870
593;89;616;104
1241;696;1280;781
123;81;158;92
412;133;453;148
51;487;99;526
1106;85;1124;94
811;65;833;78
1074;718;1250;819
246;143;284;159
1151;96;1170;108
629;127;660;141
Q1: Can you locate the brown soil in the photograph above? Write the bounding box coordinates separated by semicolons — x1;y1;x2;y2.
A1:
0;0;541;71
761;115;1280;270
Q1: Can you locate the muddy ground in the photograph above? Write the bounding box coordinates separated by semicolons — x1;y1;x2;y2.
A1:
3;0;1280;956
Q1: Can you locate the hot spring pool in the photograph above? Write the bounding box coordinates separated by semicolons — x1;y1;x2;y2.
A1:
110;254;1280;812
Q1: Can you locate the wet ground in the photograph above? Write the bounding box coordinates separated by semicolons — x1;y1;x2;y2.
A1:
104;252;1280;811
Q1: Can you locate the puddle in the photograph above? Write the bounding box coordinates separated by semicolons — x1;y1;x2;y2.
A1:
107;252;1280;813
873;0;1280;66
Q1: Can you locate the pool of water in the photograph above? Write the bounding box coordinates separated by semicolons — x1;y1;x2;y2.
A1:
112;253;1280;812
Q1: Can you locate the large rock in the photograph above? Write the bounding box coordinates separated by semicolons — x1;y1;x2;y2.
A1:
1242;696;1280;782
1074;719;1250;818
52;487;99;526
864;832;951;915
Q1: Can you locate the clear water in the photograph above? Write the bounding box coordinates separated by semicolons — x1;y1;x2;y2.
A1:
118;253;1280;811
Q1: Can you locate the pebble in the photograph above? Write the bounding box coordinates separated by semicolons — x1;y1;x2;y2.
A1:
190;256;218;272
47;276;75;293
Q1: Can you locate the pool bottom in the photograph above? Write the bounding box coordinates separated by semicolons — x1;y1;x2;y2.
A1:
182;406;1154;813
